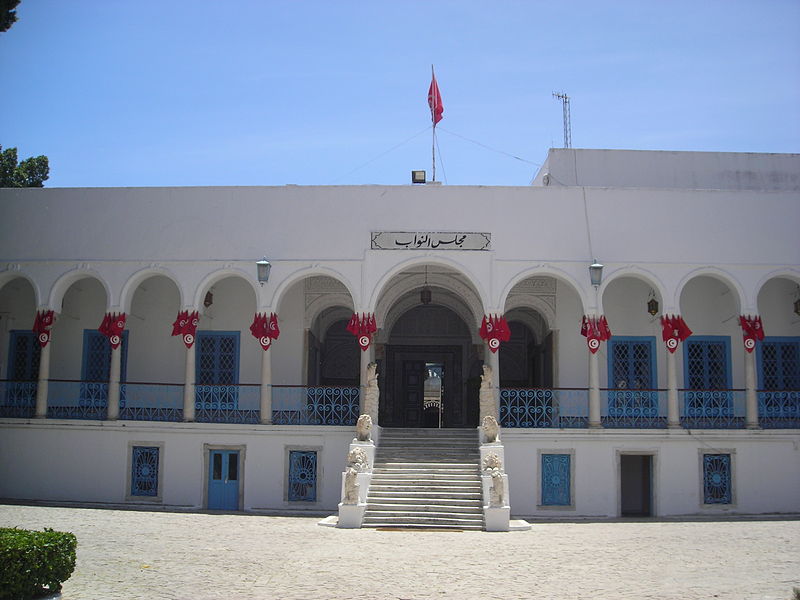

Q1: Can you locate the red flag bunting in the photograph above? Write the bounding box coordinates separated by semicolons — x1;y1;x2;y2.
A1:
249;312;280;351
739;314;764;353
580;315;611;353
428;69;443;125
660;314;691;353
32;309;55;348
480;314;510;353
346;312;377;351
172;310;199;348
99;312;126;349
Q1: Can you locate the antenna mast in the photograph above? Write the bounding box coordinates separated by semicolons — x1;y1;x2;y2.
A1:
552;92;572;148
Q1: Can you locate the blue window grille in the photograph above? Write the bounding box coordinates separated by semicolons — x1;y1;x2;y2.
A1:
541;453;571;506
702;453;732;504
605;337;663;427
81;329;128;382
2;331;40;417
684;337;731;390
130;446;159;497
288;450;317;502
195;331;241;415
757;337;800;428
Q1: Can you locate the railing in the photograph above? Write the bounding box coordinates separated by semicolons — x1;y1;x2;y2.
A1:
120;382;184;422
758;390;800;428
0;380;37;418
47;380;108;420
272;386;360;426
195;384;260;424
601;389;667;429
499;388;589;428
680;390;746;429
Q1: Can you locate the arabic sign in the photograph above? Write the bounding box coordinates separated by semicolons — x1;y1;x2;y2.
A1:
371;232;491;251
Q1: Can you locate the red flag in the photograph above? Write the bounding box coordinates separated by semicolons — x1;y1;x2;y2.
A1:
676;316;692;342
480;315;489;340
660;315;672;342
172;310;187;337
250;312;263;338
586;320;601;354
599;315;612;341
346;313;360;336
739;315;758;353
580;315;589;337
269;313;280;340
428;68;443;125
98;313;111;337
497;316;511;342
32;309;54;348
753;315;765;341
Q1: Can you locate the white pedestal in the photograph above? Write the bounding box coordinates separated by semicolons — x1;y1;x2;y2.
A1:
479;442;504;467
349;440;375;471
336;502;368;528
484;506;511;532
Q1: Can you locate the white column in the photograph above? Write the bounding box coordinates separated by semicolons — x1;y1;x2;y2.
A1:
260;348;272;425
183;343;196;422
744;349;759;429
487;348;500;421
359;345;373;415
666;349;680;428
588;350;601;428
35;342;51;418
106;345;121;420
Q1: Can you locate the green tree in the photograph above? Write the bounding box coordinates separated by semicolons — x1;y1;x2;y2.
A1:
1;0;20;33
0;146;49;187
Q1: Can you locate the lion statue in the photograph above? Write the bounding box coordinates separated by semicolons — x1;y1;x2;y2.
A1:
355;414;372;442
482;415;500;443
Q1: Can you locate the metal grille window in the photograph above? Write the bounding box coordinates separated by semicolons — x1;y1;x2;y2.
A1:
196;332;239;385
702;453;732;504
541;453;571;506
130;446;159;497
81;330;128;382
685;338;730;389
8;331;41;381
288;450;317;502
758;338;800;390
610;338;655;389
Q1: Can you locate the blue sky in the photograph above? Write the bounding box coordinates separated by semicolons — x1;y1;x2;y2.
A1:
1;1;798;187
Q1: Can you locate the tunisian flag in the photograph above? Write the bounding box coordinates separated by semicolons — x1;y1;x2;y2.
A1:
428;67;443;125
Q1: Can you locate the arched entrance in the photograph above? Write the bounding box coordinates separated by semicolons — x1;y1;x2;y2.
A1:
379;304;480;428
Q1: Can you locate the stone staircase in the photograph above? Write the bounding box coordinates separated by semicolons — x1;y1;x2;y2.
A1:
362;428;484;530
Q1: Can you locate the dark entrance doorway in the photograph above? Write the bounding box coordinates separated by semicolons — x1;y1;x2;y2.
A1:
379;304;479;428
620;454;653;516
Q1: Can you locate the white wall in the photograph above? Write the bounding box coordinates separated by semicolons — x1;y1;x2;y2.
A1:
0;421;352;512
503;429;800;517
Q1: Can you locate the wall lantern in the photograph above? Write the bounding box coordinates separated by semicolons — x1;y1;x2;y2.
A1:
420;266;432;304
256;257;271;286
647;290;659;316
589;260;604;288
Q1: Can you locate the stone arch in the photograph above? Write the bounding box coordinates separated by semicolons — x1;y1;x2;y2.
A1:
120;265;184;314
49;267;112;312
373;259;485;330
754;268;800;306
378;288;481;344
271;266;357;315
0;270;40;308
499;265;588;316
192;267;259;310
600;266;668;315
675;267;745;316
304;293;355;330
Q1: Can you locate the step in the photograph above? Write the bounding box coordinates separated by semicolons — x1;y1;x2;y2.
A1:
366;498;482;508
362;516;484;529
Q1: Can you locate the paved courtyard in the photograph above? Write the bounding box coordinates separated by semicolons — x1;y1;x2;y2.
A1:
1;504;798;600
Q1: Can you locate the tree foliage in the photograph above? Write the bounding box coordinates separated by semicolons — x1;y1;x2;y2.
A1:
0;146;49;187
1;0;20;33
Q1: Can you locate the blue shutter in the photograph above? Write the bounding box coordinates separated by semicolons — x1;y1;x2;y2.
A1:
7;331;41;381
609;337;655;389
81;330;128;382
196;331;240;385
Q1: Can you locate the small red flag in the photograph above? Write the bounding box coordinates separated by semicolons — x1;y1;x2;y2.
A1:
269;312;280;340
346;313;360;336
428;68;443;125
676;316;692;342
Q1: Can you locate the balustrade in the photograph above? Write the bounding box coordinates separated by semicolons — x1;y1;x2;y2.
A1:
195;384;260;424
601;389;667;429
499;388;589;428
47;380;108;420
680;390;746;429
272;386;360;425
0;380;37;418
757;390;800;428
120;383;184;422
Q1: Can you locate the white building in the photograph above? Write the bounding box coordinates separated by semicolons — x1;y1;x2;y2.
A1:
1;149;798;524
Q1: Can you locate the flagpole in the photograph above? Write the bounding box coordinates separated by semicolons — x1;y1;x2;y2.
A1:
431;64;436;182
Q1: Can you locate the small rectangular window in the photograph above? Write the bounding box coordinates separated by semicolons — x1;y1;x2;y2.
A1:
541;453;571;506
288;450;317;502
131;446;159;497
703;453;732;504
228;452;238;481
212;452;222;480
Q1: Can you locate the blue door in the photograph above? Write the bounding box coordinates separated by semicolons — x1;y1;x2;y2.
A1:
208;450;240;510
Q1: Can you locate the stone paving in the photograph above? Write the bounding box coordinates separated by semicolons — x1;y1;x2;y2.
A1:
1;504;799;600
